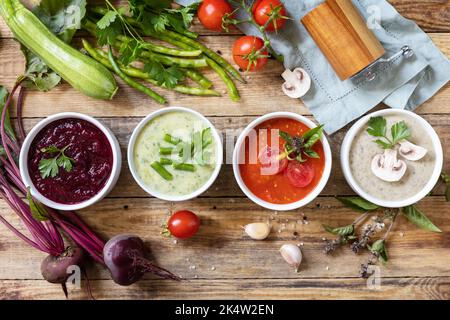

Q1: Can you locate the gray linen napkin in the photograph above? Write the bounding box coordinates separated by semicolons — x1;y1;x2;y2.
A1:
177;0;450;134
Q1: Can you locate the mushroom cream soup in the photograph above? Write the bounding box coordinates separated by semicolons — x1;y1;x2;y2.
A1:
134;111;216;196
349;114;435;201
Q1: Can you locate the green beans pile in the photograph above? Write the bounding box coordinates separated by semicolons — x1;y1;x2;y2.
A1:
82;7;244;103
151;129;212;181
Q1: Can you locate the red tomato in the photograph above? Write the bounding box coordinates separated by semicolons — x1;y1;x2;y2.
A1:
232;36;268;71
258;146;288;175
254;0;287;32
198;0;233;31
167;210;200;239
285;161;315;188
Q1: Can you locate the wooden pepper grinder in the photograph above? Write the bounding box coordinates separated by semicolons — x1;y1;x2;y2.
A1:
301;0;385;80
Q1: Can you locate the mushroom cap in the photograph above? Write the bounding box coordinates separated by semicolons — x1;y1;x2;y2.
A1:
281;68;311;99
399;140;427;161
371;149;407;182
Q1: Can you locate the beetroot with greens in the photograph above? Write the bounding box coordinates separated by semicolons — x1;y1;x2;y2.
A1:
0;79;179;298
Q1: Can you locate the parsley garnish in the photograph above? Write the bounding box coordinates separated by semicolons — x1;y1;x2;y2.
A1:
95;1;184;87
38;145;75;179
366;116;411;149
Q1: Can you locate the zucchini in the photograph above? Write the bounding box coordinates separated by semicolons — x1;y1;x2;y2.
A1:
0;0;118;100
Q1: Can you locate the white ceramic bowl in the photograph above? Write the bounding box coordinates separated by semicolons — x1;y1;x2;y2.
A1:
128;107;223;202
341;109;443;208
233;112;332;211
19;112;122;211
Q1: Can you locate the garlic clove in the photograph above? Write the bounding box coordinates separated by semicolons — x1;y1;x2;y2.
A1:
280;244;302;272
398;140;427;161
244;222;271;240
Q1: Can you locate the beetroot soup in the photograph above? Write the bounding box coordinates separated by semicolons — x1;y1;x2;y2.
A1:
27;118;113;204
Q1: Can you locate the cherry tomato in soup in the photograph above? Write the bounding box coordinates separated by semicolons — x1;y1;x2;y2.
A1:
254;0;287;32
285;161;315;188
167;210;200;239
198;0;233;31
232;36;268;71
258;146;288;175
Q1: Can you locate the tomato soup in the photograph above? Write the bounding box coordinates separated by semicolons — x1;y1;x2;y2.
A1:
239;118;326;204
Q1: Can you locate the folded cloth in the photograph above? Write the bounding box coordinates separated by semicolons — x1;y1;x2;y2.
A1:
177;0;450;134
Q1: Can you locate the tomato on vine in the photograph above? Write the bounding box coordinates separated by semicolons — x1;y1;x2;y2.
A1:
198;0;233;31
253;0;288;32
232;36;268;71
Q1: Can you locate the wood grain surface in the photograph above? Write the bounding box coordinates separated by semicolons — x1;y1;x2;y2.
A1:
0;0;448;300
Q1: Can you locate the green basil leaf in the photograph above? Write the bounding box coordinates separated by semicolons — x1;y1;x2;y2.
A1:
323;224;355;237
279;131;293;144
402;205;441;233
303;125;324;149
368;239;388;263
304;149;320;159
366;117;386;137
26;188;48;222
336;197;379;212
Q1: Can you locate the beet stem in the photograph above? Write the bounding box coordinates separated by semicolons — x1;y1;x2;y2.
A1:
16;86;26;144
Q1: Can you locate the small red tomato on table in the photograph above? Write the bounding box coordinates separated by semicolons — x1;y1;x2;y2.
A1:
165;210;200;239
232;36;268;71
253;0;288;32
198;0;233;31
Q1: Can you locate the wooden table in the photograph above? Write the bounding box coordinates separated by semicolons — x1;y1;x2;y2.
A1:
0;1;449;300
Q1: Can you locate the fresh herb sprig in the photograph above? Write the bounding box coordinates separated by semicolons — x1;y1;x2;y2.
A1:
129;0;199;38
94;1;185;88
38;145;75;179
366;116;411;149
322;196;441;278
279;125;324;163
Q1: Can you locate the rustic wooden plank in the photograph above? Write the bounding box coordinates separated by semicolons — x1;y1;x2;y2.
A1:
1;0;449;37
17;114;449;198
0;34;449;117
0;197;448;280
0;277;449;300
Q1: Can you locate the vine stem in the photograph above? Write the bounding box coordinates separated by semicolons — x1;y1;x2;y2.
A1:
228;0;284;62
353;211;371;227
382;210;399;241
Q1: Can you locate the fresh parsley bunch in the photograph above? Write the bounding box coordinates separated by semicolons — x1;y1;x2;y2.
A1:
94;0;187;88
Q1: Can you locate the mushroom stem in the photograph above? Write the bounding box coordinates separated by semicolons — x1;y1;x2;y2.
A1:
371;149;407;182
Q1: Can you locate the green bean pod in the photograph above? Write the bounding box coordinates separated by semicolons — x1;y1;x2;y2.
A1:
82;40;221;97
107;46;166;104
181;69;213;89
83;20;202;57
151;162;173;180
173;163;196;172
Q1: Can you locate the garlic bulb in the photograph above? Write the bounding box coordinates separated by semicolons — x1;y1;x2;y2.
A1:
244;223;271;240
280;244;303;272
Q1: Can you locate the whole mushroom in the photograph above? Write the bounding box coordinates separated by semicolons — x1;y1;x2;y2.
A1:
371;149;407;182
398;140;427;161
281;68;311;99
